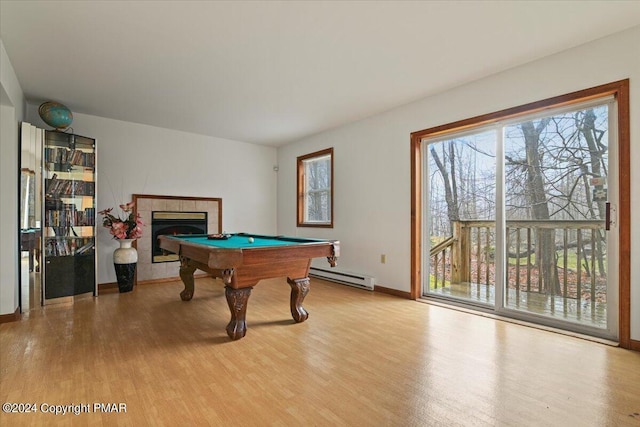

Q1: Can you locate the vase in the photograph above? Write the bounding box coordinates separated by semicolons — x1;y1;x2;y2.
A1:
113;239;137;293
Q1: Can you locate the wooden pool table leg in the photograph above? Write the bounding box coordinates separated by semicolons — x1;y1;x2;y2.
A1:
179;257;197;301
225;286;252;340
287;277;310;323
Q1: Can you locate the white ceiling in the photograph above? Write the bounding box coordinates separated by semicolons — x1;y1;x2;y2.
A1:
2;1;640;146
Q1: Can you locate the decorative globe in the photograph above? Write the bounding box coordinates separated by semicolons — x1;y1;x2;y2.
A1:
38;101;73;130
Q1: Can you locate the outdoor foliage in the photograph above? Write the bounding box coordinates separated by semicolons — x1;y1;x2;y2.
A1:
428;103;609;299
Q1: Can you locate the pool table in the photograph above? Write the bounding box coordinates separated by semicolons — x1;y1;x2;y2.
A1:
158;233;340;340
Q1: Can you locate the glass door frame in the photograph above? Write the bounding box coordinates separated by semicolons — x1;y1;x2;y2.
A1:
410;80;631;347
420;98;618;339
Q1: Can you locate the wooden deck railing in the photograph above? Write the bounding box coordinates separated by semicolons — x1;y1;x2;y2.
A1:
429;220;606;301
429;235;456;289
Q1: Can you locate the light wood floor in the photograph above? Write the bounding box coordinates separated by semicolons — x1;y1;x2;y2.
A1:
1;277;639;426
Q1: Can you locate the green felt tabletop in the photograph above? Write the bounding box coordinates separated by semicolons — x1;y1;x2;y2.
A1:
167;234;325;249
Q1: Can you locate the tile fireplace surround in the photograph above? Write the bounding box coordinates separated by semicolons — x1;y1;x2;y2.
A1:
133;194;222;284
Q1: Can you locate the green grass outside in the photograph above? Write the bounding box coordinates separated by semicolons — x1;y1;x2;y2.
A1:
508;251;606;271
428;274;451;290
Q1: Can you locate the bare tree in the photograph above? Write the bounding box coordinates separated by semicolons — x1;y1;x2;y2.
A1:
430;141;459;234
519;119;561;294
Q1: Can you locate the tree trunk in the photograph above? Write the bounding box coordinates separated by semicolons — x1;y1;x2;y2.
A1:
579;109;607;277
521;120;560;295
430;144;460;233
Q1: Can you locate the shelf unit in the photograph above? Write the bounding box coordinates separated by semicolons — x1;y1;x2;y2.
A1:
42;130;97;301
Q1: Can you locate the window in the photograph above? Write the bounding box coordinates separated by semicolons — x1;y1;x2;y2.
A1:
423;98;615;326
297;148;333;227
410;79;631;347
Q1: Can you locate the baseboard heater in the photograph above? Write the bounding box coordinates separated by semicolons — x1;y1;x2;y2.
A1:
309;267;375;291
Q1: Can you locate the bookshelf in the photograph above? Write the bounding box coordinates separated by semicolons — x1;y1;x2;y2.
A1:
42;131;97;301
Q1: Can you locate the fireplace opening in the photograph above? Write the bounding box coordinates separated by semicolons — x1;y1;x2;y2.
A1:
152;211;207;263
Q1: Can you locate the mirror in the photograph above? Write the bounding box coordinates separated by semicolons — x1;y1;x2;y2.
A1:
20;169;35;228
19;122;43;311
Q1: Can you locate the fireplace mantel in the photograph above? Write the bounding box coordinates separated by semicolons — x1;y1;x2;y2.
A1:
133;194;222;284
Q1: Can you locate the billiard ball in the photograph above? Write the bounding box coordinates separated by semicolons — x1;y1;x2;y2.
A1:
248;237;254;243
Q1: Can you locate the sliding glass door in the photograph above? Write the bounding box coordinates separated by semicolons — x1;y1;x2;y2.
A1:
425;130;496;307
423;97;618;339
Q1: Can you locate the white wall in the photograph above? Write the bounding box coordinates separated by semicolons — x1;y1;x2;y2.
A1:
0;39;25;316
26;108;278;285
276;26;640;340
